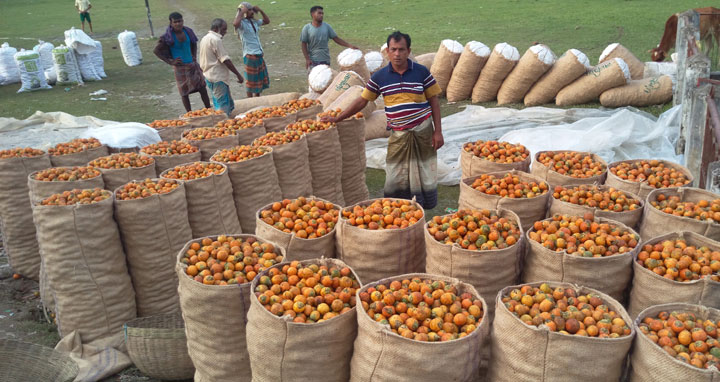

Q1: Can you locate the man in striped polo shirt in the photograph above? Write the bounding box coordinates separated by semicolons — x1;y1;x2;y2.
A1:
322;31;443;208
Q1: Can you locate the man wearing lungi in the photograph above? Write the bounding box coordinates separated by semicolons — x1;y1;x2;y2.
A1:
153;12;211;113
300;5;359;70
321;31;444;209
233;2;270;98
198;18;245;115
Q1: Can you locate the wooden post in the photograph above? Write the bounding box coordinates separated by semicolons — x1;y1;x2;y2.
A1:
673;10;700;106
684;80;711;187
145;0;155;38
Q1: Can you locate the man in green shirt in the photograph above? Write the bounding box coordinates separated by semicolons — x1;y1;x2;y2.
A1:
300;5;359;70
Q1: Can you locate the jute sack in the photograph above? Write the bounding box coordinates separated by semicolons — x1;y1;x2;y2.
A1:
522;216;640;302
0;153;51;279
230;92;302;117
336;198;425;283
628;232;720;318
258;135;313;199
211;148;281;234
32;194;136;343
89;158;157;192
630;303;720;382
156;126;188;142
28;168;105;205
295;103;324;121
446;41;490;102
142;150;202;175
547;184;644;228
604;159;693;200
234;123;267;146
338;48;371;82
255;197;339;261
555;57;631;106
261;112;297;133
178;112;226;129
489;282;634;382
429;39;464;95
525;49;590;106
181;129;240;161
336;118;369;206
350;273;489;381
414;52;436;69
246;258;360;382
471;43;519;103
49;144;108;167
327;85;376;119
364;109;390;141
497;45;555;105
300;90;321;100
598;43;644;80
530;151;608;188
458;170;550;231
459;143;531;179
114;180;192;317
599;75;673;107
317;71;365;109
288;125;343;204
160;162;242;238
639;187;720;241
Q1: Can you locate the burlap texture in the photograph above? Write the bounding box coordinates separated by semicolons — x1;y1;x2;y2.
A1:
639;187;720;241
39;260;54;312
49;145;109;167
144;151;202;174
628;232;720;318
340;57;371;83
414;53;436;69
459;148;531;179
160;163;242;238
336;118;369;206
446;43;489;102
336;198;425;283
265;135;313;199
521;216;640;302
178;113;226;129
28;169;105;204
488;282;634;382
246;258;360;382
555;59;629;106
0;154;51;279
525;50;589;106
430;40;463;95
471;51;517;103
364;110;390;141
157;127;186;142
327;85;376;119
230;92;302;117
497;48;553;105
598;43;644;80
32;196;136;343
350;273;489;381
234;123;267;145
295;127;344;204
604;159;693;200
630;303;720;382
94;162;157;192
547;184;644;228
599;75;673;107
530;151;607;188
296;104;324;121
317;71;365;109
113;180;191;317
181;132;240;161
458;170;549;231
263;113;297;133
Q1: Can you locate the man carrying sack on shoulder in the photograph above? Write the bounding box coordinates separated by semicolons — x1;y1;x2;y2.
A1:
233;2;270;98
321;31;444;209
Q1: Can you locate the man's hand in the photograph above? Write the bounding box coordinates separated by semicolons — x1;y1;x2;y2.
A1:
350;44;360;50
432;129;444;150
320;115;338;123
236;73;244;84
305;58;312;69
170;58;183;66
253;5;261;12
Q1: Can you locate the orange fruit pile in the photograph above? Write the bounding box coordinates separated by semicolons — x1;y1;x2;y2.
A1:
552;185;641;212
211;145;270;163
637;239;720;282
427;209;521;250
463;140;529;163
282;99;321;112
162;162;225;180
41;188;111;206
141;141;198;156
260;197;339;239
610;160;691;188
88;153;153;169
638;310;720;369
471;173;548;198
0;147;45;159
252;131;304;146
360;277;484;342
181;235;283;285
529;213;639;257
33;166;101;182
48;138;102;156
650;194;720;223
115;179;180;200
342;199;423;230
216;116;263;130
183;127;235;140
182;107;225;117
255;261;359;323
536;151;606;178
245;106;288;119
286;119;335;134
317;108;363;119
147;119;188;129
502;283;630;338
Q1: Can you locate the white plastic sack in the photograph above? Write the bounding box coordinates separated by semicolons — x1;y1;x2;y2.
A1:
364;51;385;73
91;40;107;77
0;42;20;85
74;50;101;81
308;64;333;93
33;40;55;70
14;50;51;93
52;45;83;85
64;27;97;55
118;30;142;66
82;123;161;149
44;67;57;85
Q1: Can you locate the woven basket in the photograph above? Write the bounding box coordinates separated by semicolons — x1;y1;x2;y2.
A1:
0;339;78;382
124;312;194;380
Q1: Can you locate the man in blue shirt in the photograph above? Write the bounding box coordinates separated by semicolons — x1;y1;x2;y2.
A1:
301;5;359;70
233;2;270;98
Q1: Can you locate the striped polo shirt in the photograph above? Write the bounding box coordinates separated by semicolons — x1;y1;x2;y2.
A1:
361;59;442;130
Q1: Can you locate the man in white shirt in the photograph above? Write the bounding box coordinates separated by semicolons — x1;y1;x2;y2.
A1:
75;0;93;33
198;19;244;115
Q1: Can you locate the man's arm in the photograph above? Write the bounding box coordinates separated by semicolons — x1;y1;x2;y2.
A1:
332;36;358;50
87;3;92;11
428;95;444;150
191;41;197;62
301;42;311;69
153;41;181;65
233;8;244;29
223;59;244;83
321;96;368;123
254;6;270;25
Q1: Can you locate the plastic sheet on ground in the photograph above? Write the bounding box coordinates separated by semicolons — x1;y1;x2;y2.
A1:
365;105;682;185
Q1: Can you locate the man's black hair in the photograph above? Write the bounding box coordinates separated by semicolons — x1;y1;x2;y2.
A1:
387;31;411;49
310;6;323;14
169;12;183;21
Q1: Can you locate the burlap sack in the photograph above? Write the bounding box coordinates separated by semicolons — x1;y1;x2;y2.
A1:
113;181;192;317
317;71;365;109
555;57;631;106
300;91;321;100
294;127;343;204
49;145;108;167
430;39;464;95
488;282;634;382
630;303;720;382
212;149;281;234
179;113;226;129
327;85;376;119
32;196;136;343
230;92;302;117
157;126;187;142
604;159;693;200
144;151;202;174
246;258;360;382
0;153;51;279
446;41;490;102
234;123;267;145
414;53;436;69
598;43;644;80
93;162;157;192
599;75;673;107
458;170;550;231
459;146;531;179
497;45;555;105
181;131;239;161
339;48;371;82
364;109;390;141
262;113;297;133
28;168;105;204
530;151;607;188
39;259;54;312
639;187;720;241
522;216;640;302
264;135;313;199
525;49;590;106
547;184;644;228
336;199;425;283
160;163;242;238
471;43;519;103
628;232;720;318
336;118;369;206
350;273;489;381
295;104;324;121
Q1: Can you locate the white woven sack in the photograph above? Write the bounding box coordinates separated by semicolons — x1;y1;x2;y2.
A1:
118;30;142;66
0;42;20;85
14;50;51;93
